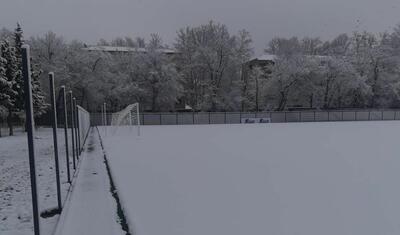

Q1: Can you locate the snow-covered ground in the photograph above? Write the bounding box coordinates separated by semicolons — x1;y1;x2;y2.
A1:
54;128;125;235
101;122;400;235
0;128;73;235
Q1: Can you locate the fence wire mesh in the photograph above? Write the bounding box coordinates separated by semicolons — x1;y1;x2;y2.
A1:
77;105;91;146
90;109;400;126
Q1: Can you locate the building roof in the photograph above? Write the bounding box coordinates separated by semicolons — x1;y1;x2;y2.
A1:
249;53;277;62
305;55;332;60
82;46;178;54
247;54;334;63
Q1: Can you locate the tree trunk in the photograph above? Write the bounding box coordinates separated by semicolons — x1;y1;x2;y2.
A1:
255;77;259;111
152;86;158;112
323;78;331;109
309;94;313;108
210;86;218;112
370;64;379;108
241;80;248;112
277;91;287;111
7;110;14;136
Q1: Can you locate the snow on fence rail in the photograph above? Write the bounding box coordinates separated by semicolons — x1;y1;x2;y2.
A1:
90;109;400;126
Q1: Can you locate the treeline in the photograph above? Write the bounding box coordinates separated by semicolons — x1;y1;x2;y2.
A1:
0;24;47;136
1;21;400;124
254;31;400;111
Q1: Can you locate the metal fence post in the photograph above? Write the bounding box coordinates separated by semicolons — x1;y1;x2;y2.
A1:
69;92;76;170
22;45;41;235
136;104;141;136
101;105;104;126
104;103;107;136
61;86;71;183
49;72;62;211
224;112;227;124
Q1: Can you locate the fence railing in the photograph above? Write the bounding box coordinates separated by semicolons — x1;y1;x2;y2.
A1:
90;109;400;126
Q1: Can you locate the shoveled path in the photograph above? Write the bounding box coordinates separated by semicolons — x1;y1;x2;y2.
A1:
54;128;124;235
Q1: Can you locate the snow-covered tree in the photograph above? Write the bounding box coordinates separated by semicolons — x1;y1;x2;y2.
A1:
31;64;48;116
0;27;13;41
266;37;302;57
1;39;19;135
11;24;24;116
175;21;252;111
1;24;49;135
267;55;319;111
63;40;113;110
234;30;254;111
30;31;67;65
242;66;268;111
348;31;397;108
15;24;48;116
321;34;351;56
0;42;16;111
29;31;69;101
1;21;400;113
301;37;323;55
0;42;16;137
138;34;182;111
317;57;367;109
389;24;400;51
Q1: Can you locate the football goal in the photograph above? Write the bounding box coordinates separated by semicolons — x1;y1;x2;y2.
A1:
111;103;141;136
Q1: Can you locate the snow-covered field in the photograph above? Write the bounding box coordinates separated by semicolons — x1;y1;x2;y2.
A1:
101;122;400;235
0;128;73;235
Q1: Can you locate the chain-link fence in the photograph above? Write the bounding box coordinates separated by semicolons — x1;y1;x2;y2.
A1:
77;105;91;147
91;109;400;126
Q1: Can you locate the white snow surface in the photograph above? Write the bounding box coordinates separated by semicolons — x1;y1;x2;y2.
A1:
101;122;400;235
0;128;72;235
54;128;124;235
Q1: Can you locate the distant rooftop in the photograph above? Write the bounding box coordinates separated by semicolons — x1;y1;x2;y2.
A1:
250;54;277;62
248;54;333;63
82;46;178;54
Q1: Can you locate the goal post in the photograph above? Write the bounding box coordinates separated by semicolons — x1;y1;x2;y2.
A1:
111;103;140;136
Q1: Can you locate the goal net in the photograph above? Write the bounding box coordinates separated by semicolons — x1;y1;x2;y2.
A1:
111;103;141;136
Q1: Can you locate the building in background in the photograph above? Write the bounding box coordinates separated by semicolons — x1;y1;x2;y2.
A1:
82;45;178;56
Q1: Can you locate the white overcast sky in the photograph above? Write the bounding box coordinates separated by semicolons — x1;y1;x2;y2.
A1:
1;0;399;53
